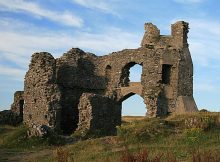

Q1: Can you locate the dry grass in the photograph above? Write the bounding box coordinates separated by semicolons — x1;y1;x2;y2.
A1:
54;147;71;162
122;116;145;123
120;147;175;162
192;150;220;162
120;147;164;162
120;148;220;162
0;112;219;162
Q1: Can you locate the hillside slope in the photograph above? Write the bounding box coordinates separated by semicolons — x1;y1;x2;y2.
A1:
0;112;219;162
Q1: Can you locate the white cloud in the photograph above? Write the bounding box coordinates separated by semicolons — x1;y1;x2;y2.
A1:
0;65;26;81
0;0;83;27
0;27;139;59
73;28;140;53
173;0;204;4
0;18;36;31
72;0;118;15
73;0;109;11
0;18;140;81
188;19;220;66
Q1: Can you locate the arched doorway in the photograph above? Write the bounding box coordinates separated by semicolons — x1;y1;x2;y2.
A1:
119;62;146;118
105;65;112;86
120;62;142;87
105;65;112;80
122;94;146;116
129;64;142;82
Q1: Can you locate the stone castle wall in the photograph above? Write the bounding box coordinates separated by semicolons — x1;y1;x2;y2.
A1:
23;53;61;135
55;48;106;134
12;21;197;136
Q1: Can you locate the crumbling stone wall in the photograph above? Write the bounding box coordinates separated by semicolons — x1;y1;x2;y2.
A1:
77;93;121;135
10;91;24;118
20;21;197;136
23;53;61;136
56;48;106;134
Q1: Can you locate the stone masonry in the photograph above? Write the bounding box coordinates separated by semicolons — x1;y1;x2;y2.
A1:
10;91;24;118
77;93;121;135
11;21;198;136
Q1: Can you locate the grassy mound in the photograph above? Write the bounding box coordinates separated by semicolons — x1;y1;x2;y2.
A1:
54;112;220;162
0;112;219;161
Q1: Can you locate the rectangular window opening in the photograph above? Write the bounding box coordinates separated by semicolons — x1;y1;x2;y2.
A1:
162;64;172;84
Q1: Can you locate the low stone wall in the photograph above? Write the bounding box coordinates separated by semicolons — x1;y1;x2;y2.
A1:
77;93;121;136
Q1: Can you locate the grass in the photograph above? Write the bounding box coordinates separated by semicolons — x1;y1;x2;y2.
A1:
0;124;49;151
0;112;219;162
122;116;146;123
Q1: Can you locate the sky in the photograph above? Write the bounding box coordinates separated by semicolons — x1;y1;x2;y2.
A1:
0;0;220;115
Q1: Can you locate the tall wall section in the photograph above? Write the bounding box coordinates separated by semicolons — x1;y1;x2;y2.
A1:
55;48;106;134
23;53;61;136
24;48;108;135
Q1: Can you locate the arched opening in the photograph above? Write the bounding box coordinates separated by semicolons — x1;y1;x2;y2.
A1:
129;64;142;82
59;88;81;135
120;62;142;87
121;94;146;121
105;65;112;83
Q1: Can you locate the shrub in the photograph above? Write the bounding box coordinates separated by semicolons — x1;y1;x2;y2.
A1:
184;115;217;130
199;109;208;113
167;113;220;131
183;128;205;148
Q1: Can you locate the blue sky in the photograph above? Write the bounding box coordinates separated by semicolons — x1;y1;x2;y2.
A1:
0;0;220;115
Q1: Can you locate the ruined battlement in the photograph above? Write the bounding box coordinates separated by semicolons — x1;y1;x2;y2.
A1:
141;21;189;48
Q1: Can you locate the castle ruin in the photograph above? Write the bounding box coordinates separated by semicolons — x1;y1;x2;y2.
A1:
10;21;198;136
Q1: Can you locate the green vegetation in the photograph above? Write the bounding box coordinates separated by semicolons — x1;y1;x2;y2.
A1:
0;125;49;151
0;112;219;162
